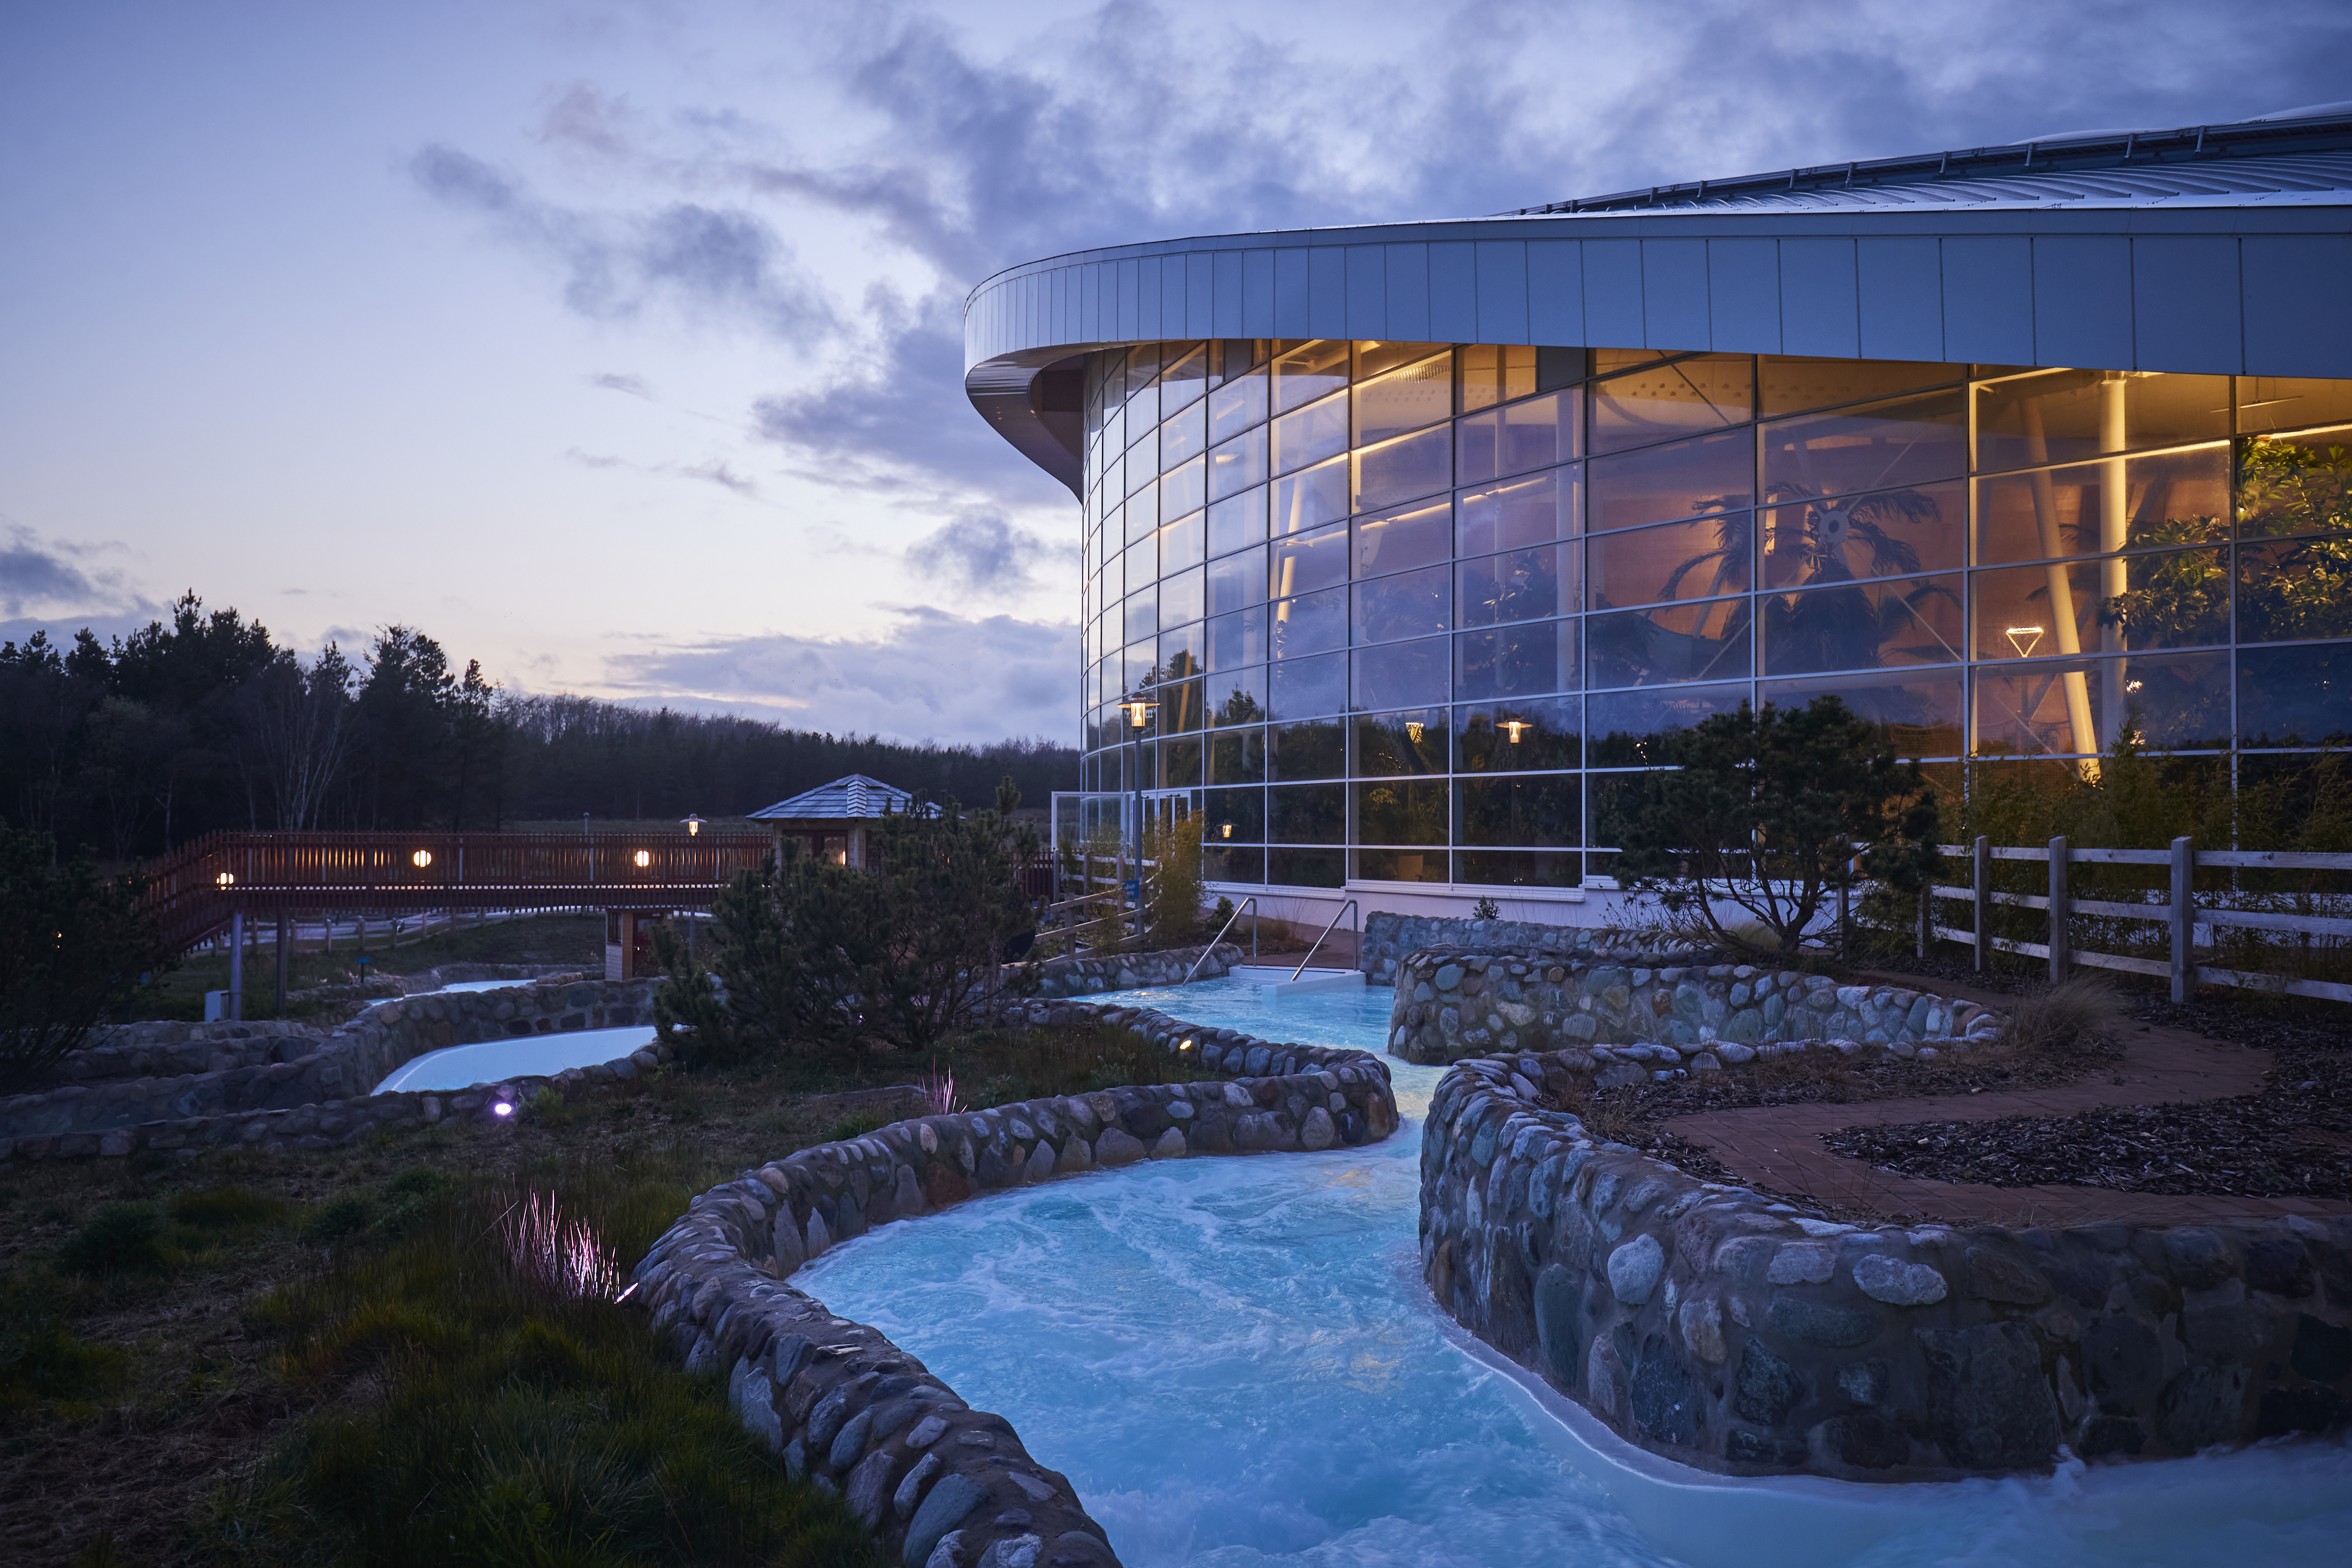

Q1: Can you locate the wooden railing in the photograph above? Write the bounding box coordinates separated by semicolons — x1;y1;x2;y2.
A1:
1923;836;2352;1005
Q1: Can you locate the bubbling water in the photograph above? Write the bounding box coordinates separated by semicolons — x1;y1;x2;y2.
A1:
796;978;2352;1568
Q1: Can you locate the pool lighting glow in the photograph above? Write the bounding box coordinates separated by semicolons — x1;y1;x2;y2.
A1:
492;1101;513;1117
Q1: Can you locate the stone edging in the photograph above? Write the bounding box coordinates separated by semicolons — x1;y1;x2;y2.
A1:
1019;943;1241;998
1390;946;2001;1066
634;999;1399;1568
1421;1045;2352;1481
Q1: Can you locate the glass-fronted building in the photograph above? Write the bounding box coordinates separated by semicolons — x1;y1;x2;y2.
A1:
965;112;2352;923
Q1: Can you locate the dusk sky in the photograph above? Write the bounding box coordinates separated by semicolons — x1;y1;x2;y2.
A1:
4;0;2347;746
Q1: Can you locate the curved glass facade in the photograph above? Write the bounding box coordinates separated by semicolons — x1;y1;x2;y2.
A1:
1075;340;2352;893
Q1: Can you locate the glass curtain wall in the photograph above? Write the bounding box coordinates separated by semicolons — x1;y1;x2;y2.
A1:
1075;342;2352;890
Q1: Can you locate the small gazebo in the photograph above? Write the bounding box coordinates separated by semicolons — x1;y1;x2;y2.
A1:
745;774;931;869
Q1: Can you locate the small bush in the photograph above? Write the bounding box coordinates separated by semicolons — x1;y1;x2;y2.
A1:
56;1203;179;1275
1999;977;2127;1056
301;1193;378;1244
822;1111;887;1142
168;1186;289;1231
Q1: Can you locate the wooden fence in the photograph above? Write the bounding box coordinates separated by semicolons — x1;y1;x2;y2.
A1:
1924;837;2352;1005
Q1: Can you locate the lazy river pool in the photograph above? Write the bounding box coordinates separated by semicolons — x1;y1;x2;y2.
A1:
795;977;2352;1568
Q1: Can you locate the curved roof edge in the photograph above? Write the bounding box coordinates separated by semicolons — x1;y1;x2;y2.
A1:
966;196;2352;496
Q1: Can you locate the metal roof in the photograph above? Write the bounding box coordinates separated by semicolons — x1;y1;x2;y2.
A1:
745;775;932;822
1503;109;2352;217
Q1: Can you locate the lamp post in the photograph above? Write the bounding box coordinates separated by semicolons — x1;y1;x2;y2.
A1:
1119;694;1158;945
680;815;705;959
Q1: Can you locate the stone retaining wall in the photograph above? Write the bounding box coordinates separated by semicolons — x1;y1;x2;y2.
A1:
1020;943;1240;998
1421;1048;2352;1479
59;1020;330;1084
637;1003;1399;1568
3;979;659;1147
1359;912;1596;983
1390;946;2001;1066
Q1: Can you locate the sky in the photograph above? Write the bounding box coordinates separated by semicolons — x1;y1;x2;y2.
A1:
2;0;2348;746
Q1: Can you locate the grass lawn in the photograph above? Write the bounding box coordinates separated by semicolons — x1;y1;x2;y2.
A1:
0;1016;1222;1566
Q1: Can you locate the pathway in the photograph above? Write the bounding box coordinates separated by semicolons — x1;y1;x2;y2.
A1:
1662;974;2344;1227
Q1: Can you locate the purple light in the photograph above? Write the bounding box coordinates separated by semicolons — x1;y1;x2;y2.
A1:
492;1101;513;1117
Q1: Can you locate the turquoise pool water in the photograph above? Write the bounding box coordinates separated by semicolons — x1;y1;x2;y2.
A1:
793;978;2352;1568
372;1023;655;1093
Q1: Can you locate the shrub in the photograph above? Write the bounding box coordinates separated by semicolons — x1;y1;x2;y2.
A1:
301;1193;378;1244
0;821;177;1093
56;1203;179;1275
1998;977;2127;1056
821;1110;887;1142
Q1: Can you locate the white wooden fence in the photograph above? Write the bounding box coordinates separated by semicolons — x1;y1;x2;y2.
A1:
1924;837;2352;1005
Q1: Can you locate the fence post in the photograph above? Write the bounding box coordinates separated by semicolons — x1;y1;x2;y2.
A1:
2170;834;2195;1003
1973;835;1992;972
2048;835;2070;982
1915;881;1927;959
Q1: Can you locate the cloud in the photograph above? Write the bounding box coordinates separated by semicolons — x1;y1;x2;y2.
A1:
411;145;833;345
589;371;651;397
907;508;1049;595
599;605;1077;747
0;526;158;626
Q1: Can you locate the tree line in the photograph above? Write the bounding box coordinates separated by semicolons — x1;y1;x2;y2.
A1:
0;592;1077;864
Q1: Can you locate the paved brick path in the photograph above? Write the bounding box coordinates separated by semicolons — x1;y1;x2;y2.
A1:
1662;974;2345;1227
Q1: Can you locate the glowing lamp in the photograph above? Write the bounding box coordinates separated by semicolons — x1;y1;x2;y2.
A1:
412;849;433;869
2003;625;2046;659
1179;1038;1194;1051
1220;823;1233;839
632;849;651;868
1121;697;1158;729
215;872;235;887
492;1101;514;1118
1503;720;1528;744
681;814;705;836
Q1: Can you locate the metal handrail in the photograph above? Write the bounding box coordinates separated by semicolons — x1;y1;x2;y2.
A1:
1290;899;1360;982
1183;896;1257;982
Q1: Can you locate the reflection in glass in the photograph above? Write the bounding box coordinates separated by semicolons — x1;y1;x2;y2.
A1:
1764;573;1962;675
1355;707;1449;776
1589;354;1752;455
1209;729;1266;786
1204;845;1265;884
1161;455;1206;520
1123;589;1157;645
1454;619;1577;702
1266;847;1344;887
1158;736;1203;785
1209;365;1268;445
1159;511;1206;574
1455;695;1580;772
1267;782;1345;841
1354;498;1451;579
1761;482;1962;588
1588;514;1750;610
1204;784;1264;838
1356;847;1448;883
1270;719;1346;781
1352;425;1451;513
1206;608;1266;671
1159;342;1208;410
1356;341;1450;381
1974;370;2228;474
2234;536;2352;643
1208;664;1267;723
1354;354;1453;445
1208;426;1267;502
1270;587;1347;661
1272;340;1351;415
1208;548;1267;617
1161;397;1207;468
1457;388;1580;488
1761;390;1964;502
1269;649;1347;719
1757;356;1965;417
1272;455;1349;536
1457;774;1579;846
1974;446;2229;565
1157;623;1204;682
1208;486;1267;558
1588;429;1751;533
1127;483;1160;544
1758;670;1963;756
1454;849;1579;888
1160;563;1206;628
1585;685;1751;768
2237;429;2352;540
1356;778;1447;845
1458;468;1576;555
1273;392;1349;477
1586;598;1753;688
1272;523;1348;599
2237;380;2352;437
1353;637;1449;711
2238;642;2352;747
1354;564;1450;645
1459;345;1536;413
1459;544;1577;626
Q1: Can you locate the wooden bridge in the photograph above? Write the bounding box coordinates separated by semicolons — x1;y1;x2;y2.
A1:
135;829;779;953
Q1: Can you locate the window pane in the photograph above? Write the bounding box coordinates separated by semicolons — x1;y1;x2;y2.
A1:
1159;342;1209;411
1161;398;1207;469
1357;341;1450;381
1270;719;1346;781
1207;546;1267;617
1354;564;1451;645
1271;585;1347;660
1974;370;2228;473
1458;467;1578;555
1157;622;1204;682
1459;345;1536;413
1159;511;1206;575
1454;619;1578;701
1354;707;1448;777
1457;775;1580;847
1972;656;2144;758
1208;485;1267;557
1209;730;1266;786
2235;536;2352;643
1973;551;2232;662
1123;589;1158;645
1353;424;1452;512
1205;784;1265;839
1356;847;1449;884
1272;522;1348;599
1462;389;1584;489
1589;353;1752;455
1272;454;1350;535
1974;445;2230;565
1354;354;1453;445
1758;669;1964;756
2238;641;2352;748
1459;544;1577;626
1586;683;1751;767
1206;607;1266;671
1353;636;1449;709
1763;573;1964;675
1587;597;1753;687
1269;649;1347;719
1161;563;1206;628
1272;391;1349;476
1161;455;1206;521
1272;339;1350;415
1119;537;1152;596
1455;849;1580;888
1102;411;1125;472
1267;781;1345;841
1205;845;1265;884
1758;356;1966;417
1208;426;1268;502
1209;364;1269;445
2237;378;2352;437
1455;694;1580;772
1158;734;1203;782
1588;429;1752;533
1588;514;1750;610
2237;427;2352;540
1762;480;1963;588
1356;778;1447;845
1355;497;1452;578
1266;847;1344;887
1762;389;1964;504
1208;663;1267;723
1128;483;1159;543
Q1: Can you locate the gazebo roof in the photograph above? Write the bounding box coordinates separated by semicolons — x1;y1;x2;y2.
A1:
746;774;932;823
